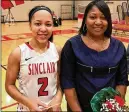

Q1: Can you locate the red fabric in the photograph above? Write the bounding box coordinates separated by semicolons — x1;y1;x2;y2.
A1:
119;20;126;24
105;101;113;109
114;95;125;107
25;42;33;50
112;20;118;24
14;0;24;5
78;13;84;19
1;0;14;9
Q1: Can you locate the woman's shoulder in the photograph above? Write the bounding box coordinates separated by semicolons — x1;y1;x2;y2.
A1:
62;35;82;49
55;44;62;56
64;34;81;46
12;47;21;54
9;42;30;62
69;34;81;41
111;37;125;48
110;37;126;57
111;37;124;45
19;42;29;49
8;47;21;62
52;42;62;56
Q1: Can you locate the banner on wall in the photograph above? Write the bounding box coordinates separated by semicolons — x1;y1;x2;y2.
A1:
14;0;24;6
1;0;24;9
1;0;14;9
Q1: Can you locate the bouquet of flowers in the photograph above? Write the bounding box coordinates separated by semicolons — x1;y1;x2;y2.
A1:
90;87;129;112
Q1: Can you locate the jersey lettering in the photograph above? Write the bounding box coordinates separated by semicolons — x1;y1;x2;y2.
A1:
28;62;56;75
38;77;48;96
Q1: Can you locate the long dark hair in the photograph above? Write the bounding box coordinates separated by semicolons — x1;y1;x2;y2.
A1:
28;5;53;42
79;0;112;38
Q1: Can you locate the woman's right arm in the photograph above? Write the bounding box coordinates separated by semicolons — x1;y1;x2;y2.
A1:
5;47;47;111
64;88;82;111
60;40;82;111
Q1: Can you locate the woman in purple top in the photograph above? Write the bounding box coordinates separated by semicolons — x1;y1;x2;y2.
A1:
60;0;129;111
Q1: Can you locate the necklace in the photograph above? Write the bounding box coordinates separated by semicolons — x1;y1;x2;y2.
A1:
87;36;107;52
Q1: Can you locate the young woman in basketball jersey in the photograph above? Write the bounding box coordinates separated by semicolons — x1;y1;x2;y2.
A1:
60;0;128;111
5;6;62;111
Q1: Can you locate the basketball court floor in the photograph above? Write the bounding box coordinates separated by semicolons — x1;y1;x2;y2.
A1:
1;20;129;111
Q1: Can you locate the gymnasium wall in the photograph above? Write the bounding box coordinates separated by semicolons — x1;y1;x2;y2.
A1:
76;1;124;21
2;1;124;22
2;1;73;22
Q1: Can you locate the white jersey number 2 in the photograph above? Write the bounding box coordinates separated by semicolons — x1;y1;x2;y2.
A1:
38;77;48;96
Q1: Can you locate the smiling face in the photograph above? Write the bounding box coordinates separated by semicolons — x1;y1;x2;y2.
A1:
86;6;108;37
30;10;53;44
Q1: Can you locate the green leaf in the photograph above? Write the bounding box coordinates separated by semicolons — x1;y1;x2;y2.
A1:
90;87;121;111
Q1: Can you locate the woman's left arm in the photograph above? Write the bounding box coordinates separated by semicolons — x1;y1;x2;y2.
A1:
116;85;127;99
48;45;63;111
116;46;129;99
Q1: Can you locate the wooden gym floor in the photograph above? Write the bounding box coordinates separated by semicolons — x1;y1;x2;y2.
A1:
1;20;129;111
